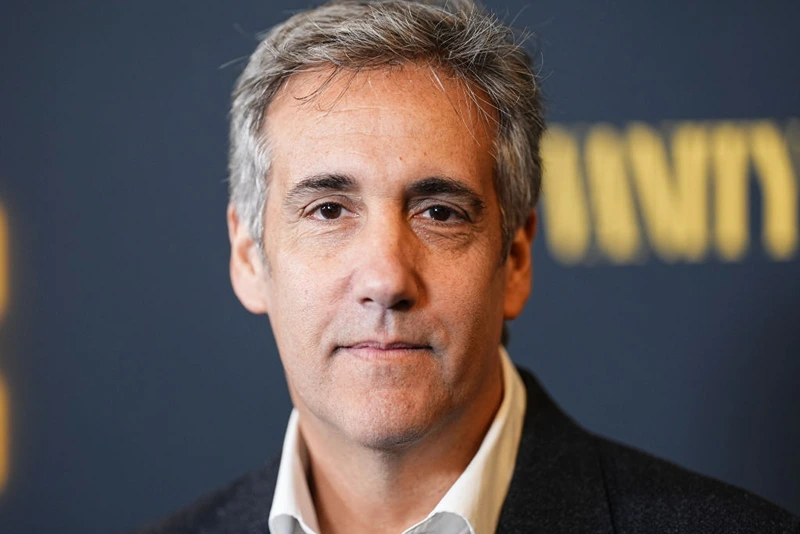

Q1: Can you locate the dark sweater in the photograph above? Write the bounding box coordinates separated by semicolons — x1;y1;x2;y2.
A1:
133;369;800;533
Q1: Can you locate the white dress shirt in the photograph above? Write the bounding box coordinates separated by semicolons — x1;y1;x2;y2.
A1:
268;347;527;534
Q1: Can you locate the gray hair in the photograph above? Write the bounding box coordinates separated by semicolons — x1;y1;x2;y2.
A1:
228;0;544;255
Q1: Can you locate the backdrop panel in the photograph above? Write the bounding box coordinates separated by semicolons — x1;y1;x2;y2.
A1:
0;1;798;532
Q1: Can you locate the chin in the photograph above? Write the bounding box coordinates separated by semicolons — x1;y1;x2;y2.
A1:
335;389;451;452
353;424;430;452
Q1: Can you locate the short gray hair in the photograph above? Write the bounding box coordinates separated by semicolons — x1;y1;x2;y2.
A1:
228;0;544;255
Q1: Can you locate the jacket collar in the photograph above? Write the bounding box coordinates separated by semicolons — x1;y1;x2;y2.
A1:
496;368;614;533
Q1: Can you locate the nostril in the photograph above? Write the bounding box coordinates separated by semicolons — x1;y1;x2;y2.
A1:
390;299;413;312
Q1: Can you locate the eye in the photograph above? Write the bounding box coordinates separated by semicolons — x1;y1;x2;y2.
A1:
313;202;344;220
424;205;460;222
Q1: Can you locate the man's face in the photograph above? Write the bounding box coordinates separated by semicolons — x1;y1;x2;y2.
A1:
230;64;534;450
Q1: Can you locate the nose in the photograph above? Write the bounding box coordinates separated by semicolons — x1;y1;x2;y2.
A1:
351;214;421;312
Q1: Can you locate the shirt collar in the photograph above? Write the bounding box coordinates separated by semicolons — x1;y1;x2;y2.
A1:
268;409;320;534
268;346;527;534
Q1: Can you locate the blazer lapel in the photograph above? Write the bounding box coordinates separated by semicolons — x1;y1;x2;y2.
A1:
496;369;615;534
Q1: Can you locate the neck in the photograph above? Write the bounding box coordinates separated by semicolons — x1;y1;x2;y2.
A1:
299;372;503;534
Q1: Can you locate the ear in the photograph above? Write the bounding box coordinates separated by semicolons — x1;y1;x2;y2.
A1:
228;204;270;315
503;210;537;320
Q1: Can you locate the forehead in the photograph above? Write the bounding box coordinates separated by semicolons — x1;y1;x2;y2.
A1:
262;63;497;192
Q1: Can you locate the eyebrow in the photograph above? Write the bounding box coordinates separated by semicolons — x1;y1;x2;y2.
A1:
283;173;486;213
284;173;357;207
408;176;486;213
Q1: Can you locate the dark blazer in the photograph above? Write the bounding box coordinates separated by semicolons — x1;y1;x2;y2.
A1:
134;368;800;533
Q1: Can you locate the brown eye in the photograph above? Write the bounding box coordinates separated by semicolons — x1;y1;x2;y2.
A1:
427;205;455;221
318;203;343;219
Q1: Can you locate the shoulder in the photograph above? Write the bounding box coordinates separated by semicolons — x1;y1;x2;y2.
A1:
594;429;800;533
511;367;799;533
129;456;280;534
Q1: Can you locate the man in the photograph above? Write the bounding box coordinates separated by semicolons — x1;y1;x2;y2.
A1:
136;0;799;532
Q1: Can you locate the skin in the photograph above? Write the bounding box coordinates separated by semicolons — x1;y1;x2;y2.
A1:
228;63;536;534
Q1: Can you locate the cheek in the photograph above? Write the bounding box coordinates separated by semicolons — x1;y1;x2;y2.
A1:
265;255;341;405
266;242;352;352
433;262;506;345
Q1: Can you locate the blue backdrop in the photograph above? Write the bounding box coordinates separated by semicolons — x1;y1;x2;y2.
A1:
0;1;798;532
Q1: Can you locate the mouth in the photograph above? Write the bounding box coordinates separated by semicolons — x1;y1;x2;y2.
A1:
336;341;432;360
